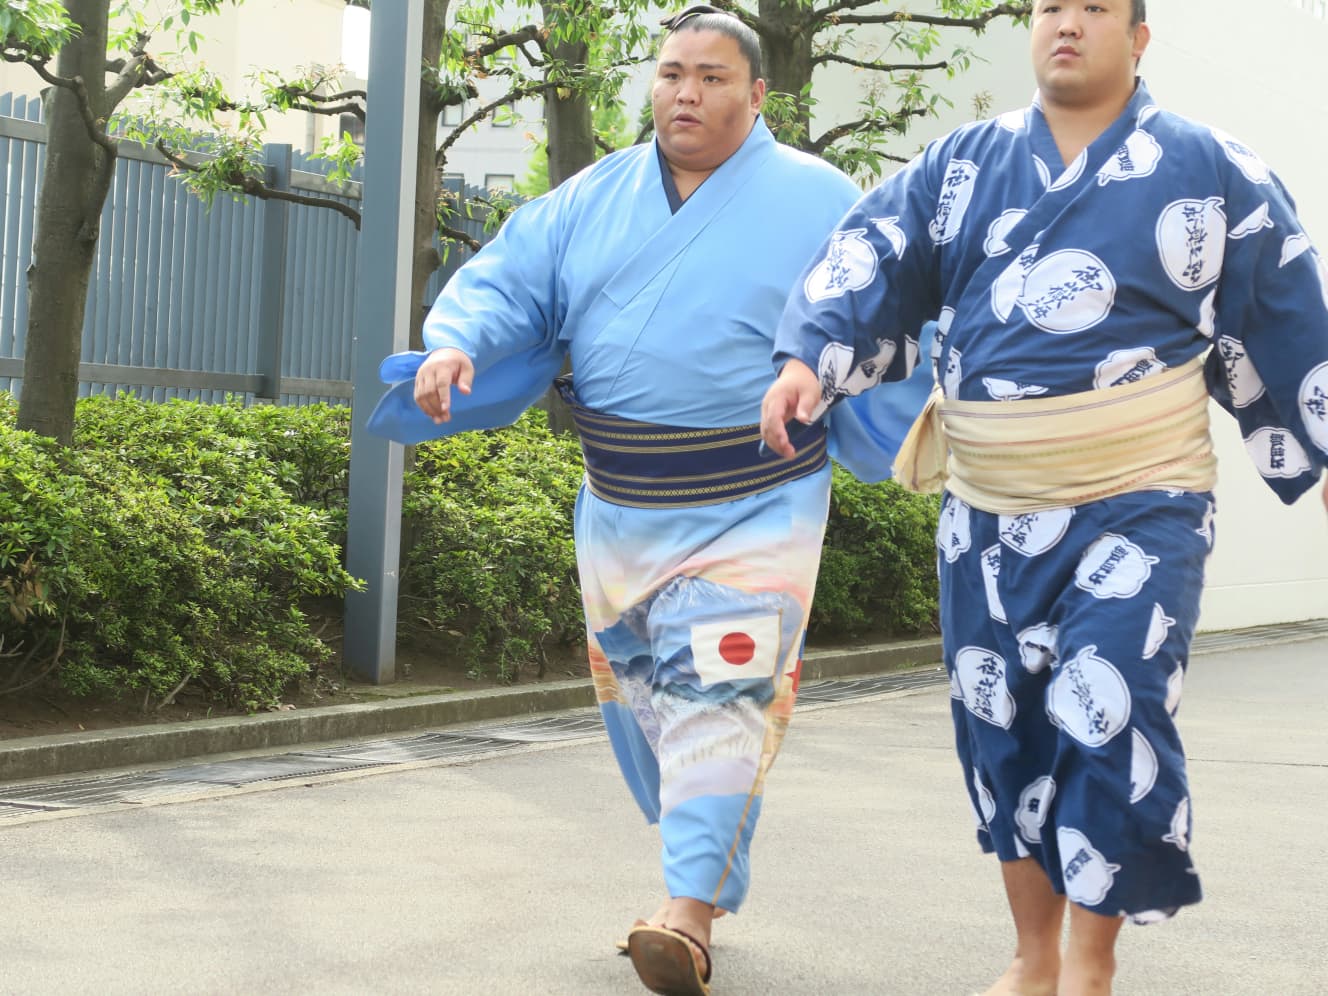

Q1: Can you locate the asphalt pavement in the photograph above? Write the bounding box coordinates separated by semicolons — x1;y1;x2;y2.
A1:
0;636;1324;995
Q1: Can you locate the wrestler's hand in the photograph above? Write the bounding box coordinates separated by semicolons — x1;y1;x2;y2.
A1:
414;347;475;424
761;359;821;460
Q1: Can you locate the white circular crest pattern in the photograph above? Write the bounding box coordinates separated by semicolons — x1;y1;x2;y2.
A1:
1058;827;1121;906
1156;198;1227;291
804;229;878;303
1047;645;1132;748
930;160;980;245
984;209;1027;258
1016;776;1056;843
1097;130;1163;187
1216;335;1266;409
955;646;1016;729
1016;249;1118;334
1243;426;1313;479
999;508;1074;557
1094;348;1166;390
1300;362;1328;453
1074;533;1159;600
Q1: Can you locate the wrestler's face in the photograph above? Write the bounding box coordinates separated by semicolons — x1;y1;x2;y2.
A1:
1030;0;1149;110
652;29;765;174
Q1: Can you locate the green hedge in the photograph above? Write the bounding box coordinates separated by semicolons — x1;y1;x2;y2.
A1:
0;395;939;708
0;396;355;711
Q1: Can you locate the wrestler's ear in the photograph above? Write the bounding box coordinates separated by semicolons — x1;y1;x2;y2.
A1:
750;77;766;114
1131;21;1151;63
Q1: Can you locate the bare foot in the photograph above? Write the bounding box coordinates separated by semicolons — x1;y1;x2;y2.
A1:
982;957;1058;996
618;901;725;953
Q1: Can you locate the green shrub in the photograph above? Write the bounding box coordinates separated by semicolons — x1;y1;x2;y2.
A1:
0;390;941;704
0;396;357;711
809;465;941;638
402;409;585;681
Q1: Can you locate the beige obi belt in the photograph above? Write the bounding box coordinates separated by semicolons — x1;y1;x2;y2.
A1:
891;355;1217;514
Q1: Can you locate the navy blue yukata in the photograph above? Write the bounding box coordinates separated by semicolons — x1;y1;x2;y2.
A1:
773;81;1328;921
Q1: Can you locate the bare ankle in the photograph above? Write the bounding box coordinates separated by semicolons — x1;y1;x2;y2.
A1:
983;955;1058;996
1059;952;1116;996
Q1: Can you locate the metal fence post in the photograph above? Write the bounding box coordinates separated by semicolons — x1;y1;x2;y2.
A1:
255;143;291;400
342;0;426;683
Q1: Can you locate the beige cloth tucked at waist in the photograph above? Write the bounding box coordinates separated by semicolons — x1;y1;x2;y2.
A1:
891;355;1217;514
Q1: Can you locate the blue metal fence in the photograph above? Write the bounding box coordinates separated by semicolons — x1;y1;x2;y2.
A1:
0;93;496;406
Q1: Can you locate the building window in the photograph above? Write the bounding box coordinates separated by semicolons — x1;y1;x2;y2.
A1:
485;174;515;192
441;102;465;128
491;105;515;128
339;112;365;147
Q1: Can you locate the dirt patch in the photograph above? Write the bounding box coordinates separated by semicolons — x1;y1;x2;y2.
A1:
0;609;591;742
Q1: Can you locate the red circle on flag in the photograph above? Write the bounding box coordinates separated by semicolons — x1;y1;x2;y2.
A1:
718;632;756;666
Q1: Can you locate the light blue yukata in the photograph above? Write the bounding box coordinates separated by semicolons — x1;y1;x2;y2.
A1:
369;118;891;913
773;80;1328;921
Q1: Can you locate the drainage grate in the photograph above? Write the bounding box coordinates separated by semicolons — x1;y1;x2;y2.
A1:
300;733;533;765
0;800;59;819
0;771;222;809
155;754;387;785
462;713;607;742
798;667;948;703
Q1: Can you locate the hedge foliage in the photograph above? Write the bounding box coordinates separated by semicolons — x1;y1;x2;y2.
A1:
0;395;355;711
0;394;939;709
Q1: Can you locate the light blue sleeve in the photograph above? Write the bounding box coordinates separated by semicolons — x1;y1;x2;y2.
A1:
365;184;578;444
422;187;572;367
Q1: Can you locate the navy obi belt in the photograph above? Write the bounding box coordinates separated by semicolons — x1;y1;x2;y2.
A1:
555;377;828;509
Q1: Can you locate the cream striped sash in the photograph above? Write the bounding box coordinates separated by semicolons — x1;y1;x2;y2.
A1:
891;355;1217;514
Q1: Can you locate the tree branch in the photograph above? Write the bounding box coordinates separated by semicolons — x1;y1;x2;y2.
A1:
438;223;481;252
814;0;1031;28
156;140;363;229
437;78;564;157
812;53;949;72
810;107;928;154
278;86;368;104
2;49;77;89
469;24;546;62
105;35;172;109
68;74;118;157
285;100;366;121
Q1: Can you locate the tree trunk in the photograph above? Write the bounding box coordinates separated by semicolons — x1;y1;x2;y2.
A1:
541;34;595;188
16;0;114;446
408;0;449;351
537;5;597;435
758;0;816;152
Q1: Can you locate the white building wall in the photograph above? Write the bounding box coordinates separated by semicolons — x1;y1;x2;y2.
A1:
0;0;346;151
1146;0;1328;628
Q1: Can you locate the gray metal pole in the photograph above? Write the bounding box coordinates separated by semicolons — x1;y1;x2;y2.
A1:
343;0;426;683
255;143;291;401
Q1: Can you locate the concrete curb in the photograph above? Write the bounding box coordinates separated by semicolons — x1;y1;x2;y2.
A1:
0;638;943;784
